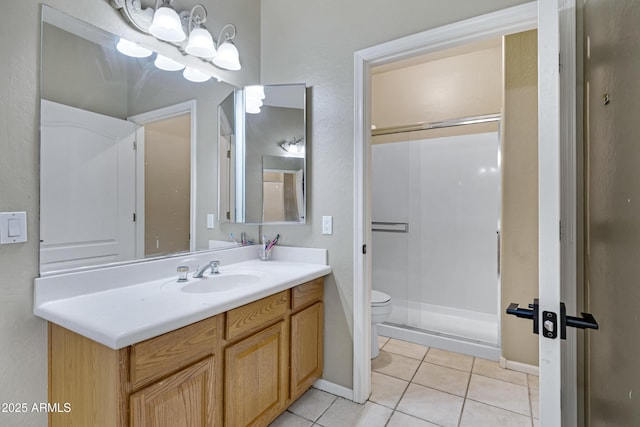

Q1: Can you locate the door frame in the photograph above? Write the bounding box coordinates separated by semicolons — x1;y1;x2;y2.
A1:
538;0;579;424
128;100;197;257
353;2;578;422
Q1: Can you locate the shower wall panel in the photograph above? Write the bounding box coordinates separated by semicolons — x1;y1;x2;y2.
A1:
372;132;500;332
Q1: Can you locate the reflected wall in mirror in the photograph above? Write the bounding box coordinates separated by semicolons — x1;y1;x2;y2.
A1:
219;84;306;224
40;6;235;274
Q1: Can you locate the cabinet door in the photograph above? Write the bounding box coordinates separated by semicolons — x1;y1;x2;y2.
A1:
225;321;288;427
290;302;323;400
130;356;216;427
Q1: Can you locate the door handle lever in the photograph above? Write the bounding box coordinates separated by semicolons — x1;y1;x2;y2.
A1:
565;312;599;330
506;299;598;340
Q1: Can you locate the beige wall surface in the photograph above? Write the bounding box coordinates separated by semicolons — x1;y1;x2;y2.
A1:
144;115;191;256
500;29;539;366
584;0;640;424
0;1;258;426
260;0;531;389
371;46;502;130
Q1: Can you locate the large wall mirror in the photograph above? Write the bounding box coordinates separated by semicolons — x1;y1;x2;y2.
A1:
218;84;306;224
39;6;235;274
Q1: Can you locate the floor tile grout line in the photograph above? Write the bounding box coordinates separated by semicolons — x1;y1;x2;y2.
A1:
464;395;533;418
456;356;477;426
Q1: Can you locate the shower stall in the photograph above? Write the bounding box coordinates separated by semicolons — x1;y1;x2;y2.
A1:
372;126;501;360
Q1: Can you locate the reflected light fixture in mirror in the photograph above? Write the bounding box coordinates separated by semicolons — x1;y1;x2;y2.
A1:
148;0;185;42
183;66;211;82
280;137;305;156
116;38;153;57
154;53;185;71
245;85;265;114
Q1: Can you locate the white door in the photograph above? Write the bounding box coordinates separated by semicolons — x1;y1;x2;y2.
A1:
537;1;597;425
40;100;137;272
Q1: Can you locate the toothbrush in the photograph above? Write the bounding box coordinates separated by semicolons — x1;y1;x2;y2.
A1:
266;234;280;251
229;233;238;246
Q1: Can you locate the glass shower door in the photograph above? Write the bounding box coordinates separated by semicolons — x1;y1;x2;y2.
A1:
371;139;410;327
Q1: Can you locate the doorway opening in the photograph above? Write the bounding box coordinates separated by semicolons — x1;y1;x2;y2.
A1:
370;39;503;361
352;2;538;404
128;100;197;258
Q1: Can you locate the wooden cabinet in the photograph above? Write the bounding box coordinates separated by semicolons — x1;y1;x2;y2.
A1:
130;356;216;427
224;321;288;426
49;316;221;427
290;302;323;400
49;279;324;427
289;278;324;401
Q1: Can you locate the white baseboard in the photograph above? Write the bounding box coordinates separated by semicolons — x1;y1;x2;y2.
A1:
313;379;355;401
499;356;539;376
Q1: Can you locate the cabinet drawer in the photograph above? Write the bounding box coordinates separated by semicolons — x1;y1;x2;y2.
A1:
291;278;324;311
226;291;288;341
130;316;218;390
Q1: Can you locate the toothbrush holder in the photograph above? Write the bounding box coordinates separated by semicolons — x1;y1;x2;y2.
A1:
258;246;272;261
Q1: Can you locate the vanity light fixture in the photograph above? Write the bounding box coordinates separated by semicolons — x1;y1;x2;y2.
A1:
112;0;242;73
116;38;153;58
148;0;186;42
184;5;216;58
213;25;241;71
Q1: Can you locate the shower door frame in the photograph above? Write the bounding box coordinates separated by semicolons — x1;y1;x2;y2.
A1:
354;2;579;425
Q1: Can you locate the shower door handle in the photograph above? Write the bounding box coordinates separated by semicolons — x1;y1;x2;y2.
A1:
506;299;598;339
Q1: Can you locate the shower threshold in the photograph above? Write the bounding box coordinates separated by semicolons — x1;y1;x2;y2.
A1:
378;322;501;361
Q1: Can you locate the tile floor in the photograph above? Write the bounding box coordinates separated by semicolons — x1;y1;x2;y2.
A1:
270;336;539;427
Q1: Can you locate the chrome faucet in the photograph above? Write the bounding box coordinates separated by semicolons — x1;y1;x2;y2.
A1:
193;260;220;278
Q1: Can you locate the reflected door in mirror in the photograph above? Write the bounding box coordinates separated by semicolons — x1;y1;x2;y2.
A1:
40;100;136;272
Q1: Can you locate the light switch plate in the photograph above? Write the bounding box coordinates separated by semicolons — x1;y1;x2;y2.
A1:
207;213;215;229
0;211;27;244
322;215;333;235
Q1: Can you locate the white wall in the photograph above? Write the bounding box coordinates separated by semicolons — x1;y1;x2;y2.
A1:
0;2;259;426
260;0;531;389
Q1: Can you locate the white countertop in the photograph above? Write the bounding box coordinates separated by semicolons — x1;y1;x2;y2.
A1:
34;246;331;349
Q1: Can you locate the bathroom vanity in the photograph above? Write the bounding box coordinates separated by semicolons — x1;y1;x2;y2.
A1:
35;246;330;427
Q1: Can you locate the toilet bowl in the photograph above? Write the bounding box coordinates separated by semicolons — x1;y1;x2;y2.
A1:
371;290;392;358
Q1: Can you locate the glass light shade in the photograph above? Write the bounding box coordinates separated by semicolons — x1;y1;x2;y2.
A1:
154;54;185;71
245;96;262;114
212;41;241;70
116;38;153;58
246;85;265;100
185;28;216;58
149;6;186;42
183;66;211;82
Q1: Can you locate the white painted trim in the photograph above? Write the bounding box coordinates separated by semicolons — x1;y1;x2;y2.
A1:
559;2;579;426
128;100;198;253
353;1;537;405
500;356;540;376
134;126;145;259
352;47;371;405
538;1;563;425
313;379;354;401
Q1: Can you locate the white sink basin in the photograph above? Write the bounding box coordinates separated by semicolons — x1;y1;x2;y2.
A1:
180;273;261;294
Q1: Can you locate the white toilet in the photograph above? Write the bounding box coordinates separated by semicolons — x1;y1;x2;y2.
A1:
371;290;392;358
